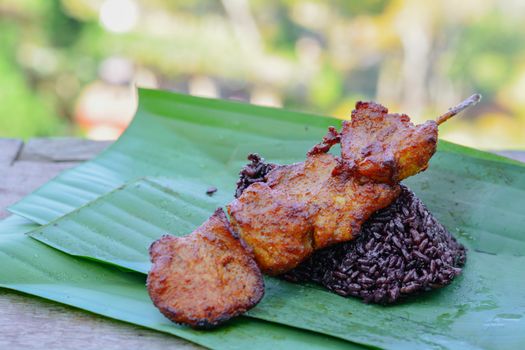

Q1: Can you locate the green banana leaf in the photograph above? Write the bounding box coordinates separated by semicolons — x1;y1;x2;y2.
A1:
8;89;523;225
6;88;525;348
0;216;359;350
27;176;480;349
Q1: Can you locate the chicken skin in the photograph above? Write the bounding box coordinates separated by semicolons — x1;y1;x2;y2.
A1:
340;101;438;184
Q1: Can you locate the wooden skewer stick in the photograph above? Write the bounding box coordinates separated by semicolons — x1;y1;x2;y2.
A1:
436;93;482;125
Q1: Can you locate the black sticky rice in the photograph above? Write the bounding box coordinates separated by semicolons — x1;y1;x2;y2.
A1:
235;155;467;304
283;185;466;304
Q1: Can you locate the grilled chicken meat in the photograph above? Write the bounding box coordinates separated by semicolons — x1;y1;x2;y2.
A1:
228;152;399;275
147;209;264;328
340;102;438;184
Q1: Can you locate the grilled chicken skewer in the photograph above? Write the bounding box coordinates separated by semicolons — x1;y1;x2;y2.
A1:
228;95;480;275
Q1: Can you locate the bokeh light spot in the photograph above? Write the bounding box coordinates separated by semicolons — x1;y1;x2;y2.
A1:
99;0;139;33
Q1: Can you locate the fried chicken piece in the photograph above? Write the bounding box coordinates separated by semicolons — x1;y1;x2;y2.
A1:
307;126;341;156
340;101;438;184
147;208;264;328
228;153;400;275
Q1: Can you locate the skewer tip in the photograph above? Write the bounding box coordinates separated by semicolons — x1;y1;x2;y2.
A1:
436;93;482;125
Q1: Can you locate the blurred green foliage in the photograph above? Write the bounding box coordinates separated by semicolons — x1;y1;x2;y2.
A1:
0;0;524;148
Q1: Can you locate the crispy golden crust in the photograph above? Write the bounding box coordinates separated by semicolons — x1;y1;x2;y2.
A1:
228;182;313;276
147;208;264;328
310;166;400;249
228;153;399;275
341;101;438;183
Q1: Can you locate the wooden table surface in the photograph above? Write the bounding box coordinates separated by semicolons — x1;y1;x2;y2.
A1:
0;137;523;350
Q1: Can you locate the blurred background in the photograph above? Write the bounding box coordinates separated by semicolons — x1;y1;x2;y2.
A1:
1;0;524;149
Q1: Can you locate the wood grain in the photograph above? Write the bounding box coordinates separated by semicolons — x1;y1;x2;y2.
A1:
0;290;201;350
0;138;23;165
17;138;112;162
